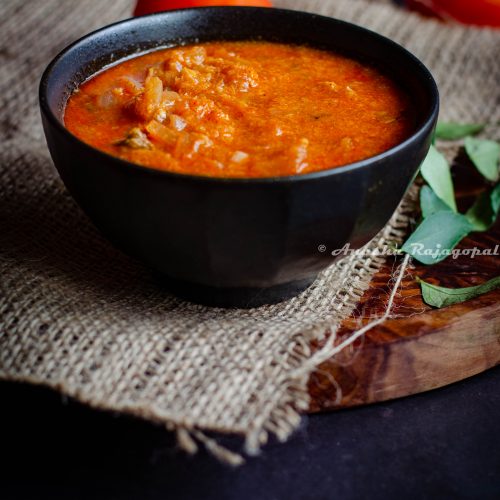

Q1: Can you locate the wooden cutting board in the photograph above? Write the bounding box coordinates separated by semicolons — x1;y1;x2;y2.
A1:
308;157;500;412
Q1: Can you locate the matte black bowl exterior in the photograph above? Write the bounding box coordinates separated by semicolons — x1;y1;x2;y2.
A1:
40;7;439;307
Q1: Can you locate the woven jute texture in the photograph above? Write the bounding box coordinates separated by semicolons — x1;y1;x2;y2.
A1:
1;0;499;462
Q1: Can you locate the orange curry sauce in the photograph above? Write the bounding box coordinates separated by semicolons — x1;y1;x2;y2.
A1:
65;42;414;178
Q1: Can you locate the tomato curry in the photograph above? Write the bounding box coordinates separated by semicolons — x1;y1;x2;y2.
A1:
65;41;414;178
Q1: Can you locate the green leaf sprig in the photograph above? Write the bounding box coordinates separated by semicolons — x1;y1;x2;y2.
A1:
400;122;500;308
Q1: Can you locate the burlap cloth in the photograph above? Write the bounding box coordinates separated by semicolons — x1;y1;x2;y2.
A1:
1;0;499;463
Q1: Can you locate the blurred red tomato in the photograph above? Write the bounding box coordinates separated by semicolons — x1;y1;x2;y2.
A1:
134;0;272;16
406;0;500;27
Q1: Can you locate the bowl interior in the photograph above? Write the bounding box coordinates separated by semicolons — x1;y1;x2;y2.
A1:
41;7;438;145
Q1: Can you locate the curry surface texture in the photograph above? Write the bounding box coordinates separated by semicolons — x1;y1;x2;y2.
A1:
64;41;414;178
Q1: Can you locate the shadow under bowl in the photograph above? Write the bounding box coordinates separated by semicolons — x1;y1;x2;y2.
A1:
39;7;439;308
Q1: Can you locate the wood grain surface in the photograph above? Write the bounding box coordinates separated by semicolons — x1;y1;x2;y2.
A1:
308;157;500;412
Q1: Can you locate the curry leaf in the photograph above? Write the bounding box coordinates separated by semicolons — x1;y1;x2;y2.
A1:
420;145;457;211
464;137;500;182
401;211;473;264
417;276;500;308
435;122;485;140
420;185;452;218
465;184;500;231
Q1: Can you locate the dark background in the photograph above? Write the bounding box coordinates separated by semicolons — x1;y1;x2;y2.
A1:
1;367;499;500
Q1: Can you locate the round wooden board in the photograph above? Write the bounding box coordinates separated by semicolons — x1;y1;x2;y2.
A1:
308;160;500;412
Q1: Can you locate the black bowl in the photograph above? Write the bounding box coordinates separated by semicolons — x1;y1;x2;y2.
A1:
39;7;439;308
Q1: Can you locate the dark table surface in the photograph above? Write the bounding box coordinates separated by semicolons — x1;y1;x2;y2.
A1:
1;367;499;500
